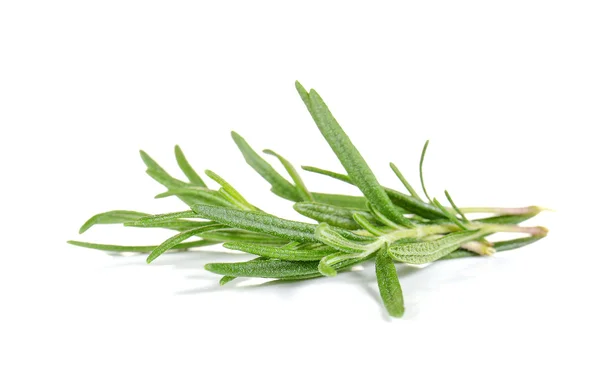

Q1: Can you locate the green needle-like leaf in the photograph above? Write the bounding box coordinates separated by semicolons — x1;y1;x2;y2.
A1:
375;246;405;318
302;166;352;184
192;204;320;243
264;149;313;202
433;198;469;230
205;252;375;280
147;224;226;263
311;193;368;210
367;203;403;229
67;239;218;252
124;219;214;231
445;190;470;223
293;202;375;230
78;210;149;234
206;258;321;279
296;82;414;228
140;150;190;189
192;205;372;244
174;145;206;187
205;170;257;210
223;242;336;261
390;162;422;201
231;132;301;201
200;229;287;244
353;213;386;236
419;140;432;203
156;187;236;208
129;210;201;226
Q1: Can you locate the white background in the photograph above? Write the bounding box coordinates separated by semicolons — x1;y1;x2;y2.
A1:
1;1;599;374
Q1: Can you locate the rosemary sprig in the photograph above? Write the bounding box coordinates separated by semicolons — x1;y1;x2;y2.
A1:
68;81;549;318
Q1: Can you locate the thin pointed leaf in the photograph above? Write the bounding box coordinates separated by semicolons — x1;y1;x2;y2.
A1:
155;187;236;208
200;229;286;244
390;162;422;201
192;204;320;242
293;202;375;230
223;242;336;261
419;140;432;203
205;252;375;280
352;213;386;236
192;204;370;244
433;198;469;230
78;210;149;234
445;190;470;223
367;202;402;229
302;166;352;184
264;149;313;201
125;219;214;231
384;188;448;219
231;131;301;201
147;224;226;263
67;239;218;253
375;246;405;318
311;193;368;210
140;150;191;190
174;145;206;187
205;170;256;210
296;84;413;228
129;210;201;227
206;258;320;279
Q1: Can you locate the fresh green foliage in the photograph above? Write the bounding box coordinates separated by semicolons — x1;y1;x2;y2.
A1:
78;210;149;234
444;190;470;223
192;204;321;243
264;150;313;202
293;202;375;230
390;162;422;201
432;198;469;230
419;140;432;203
205;170;257;210
296;82;414;228
375;246;405;318
68;239;218;252
231;132;301;201
223;242;336;261
155;187;236;208
174;145;206;187
146;224;226;263
69;81;549;318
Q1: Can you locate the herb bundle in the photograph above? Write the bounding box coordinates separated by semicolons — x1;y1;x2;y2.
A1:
69;81;548;318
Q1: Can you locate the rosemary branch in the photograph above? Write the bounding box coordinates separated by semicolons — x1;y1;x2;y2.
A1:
68;81;549;318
